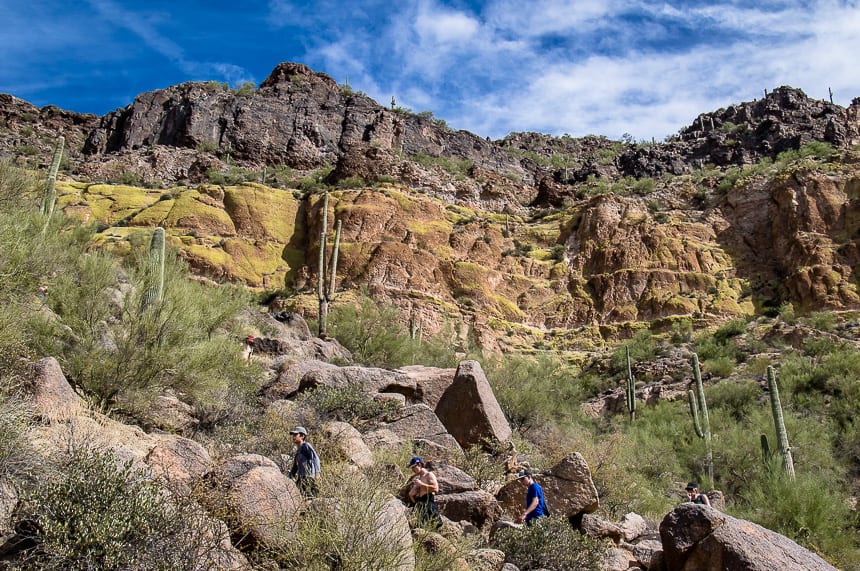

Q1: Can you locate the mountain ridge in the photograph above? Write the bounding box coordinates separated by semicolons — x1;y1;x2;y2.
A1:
3;62;860;353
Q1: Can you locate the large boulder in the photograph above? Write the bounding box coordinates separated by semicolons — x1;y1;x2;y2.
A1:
425;461;479;494
396;365;456;408
146;434;213;493
375;499;416;571
435;490;502;530
434;361;511;449
262;360;416;402
27;357;83;420
660;503;839;571
321;421;373;469
496;452;599;518
373;404;462;453
208;454;303;549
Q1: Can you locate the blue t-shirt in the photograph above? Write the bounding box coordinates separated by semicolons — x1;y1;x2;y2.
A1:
525;481;547;523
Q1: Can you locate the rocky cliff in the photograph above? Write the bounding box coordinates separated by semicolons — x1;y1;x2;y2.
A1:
3;62;860;351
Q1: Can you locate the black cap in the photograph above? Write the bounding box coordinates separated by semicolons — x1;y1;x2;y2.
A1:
685;481;698;491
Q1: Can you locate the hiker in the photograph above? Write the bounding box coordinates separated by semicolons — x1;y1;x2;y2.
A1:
516;469;548;525
407;456;442;529
288;426;320;498
242;335;255;361
684;481;711;506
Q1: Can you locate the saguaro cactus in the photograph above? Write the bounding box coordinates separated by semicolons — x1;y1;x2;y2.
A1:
767;365;796;480
688;353;713;483
41;135;65;223
317;192;341;338
625;345;636;422
141;227;166;310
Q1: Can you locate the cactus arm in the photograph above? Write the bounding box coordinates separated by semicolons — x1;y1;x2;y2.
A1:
328;219;341;299
688;389;703;438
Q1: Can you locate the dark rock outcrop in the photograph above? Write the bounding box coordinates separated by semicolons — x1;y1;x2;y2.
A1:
660;503;839;571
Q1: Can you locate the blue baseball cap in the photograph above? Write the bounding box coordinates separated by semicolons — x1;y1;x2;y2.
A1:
408;456;423;467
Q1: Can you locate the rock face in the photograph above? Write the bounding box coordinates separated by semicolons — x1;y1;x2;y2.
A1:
497;452;599;518
435;361;512;449
660;503;839;571
5;65;860;351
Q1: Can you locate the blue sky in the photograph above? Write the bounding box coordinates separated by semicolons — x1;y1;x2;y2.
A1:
1;0;858;141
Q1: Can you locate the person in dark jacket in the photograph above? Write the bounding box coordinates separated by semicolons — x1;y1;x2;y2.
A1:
288;426;320;497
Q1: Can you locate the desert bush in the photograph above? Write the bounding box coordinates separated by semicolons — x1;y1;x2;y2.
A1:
0;378;33;479
483;353;584;434
51;246;250;415
493;515;606;570
735;469;856;567
326;297;458;369
455;442;507;492
14;446;223;570
296;384;401;425
273;464;411;570
0;159;37;208
702;355;735;378
610;329;659;373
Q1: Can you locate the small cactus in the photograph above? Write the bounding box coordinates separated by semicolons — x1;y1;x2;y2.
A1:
767;366;795;480
688;353;713;483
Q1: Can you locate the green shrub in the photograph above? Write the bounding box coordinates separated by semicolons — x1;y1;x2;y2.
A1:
483;353;584;434
274;464;411;570
15;447;223;570
296;384;401;425
196;141;218;153
0;378;33;479
610;329;659;373
713;318;747;343
326;297;458;369
493;516;606;570
632;177;656;195
234;81;256;97
50;247;251;416
702;355;735;378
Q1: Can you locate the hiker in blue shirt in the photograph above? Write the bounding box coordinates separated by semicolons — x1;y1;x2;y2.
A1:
288;426;320;498
515;469;548;525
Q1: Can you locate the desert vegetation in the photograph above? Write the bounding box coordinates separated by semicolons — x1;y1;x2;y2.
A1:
2;122;860;570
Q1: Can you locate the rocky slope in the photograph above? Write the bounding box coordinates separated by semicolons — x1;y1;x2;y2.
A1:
3;62;860;352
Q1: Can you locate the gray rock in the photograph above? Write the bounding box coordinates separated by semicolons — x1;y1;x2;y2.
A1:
660;503;839;571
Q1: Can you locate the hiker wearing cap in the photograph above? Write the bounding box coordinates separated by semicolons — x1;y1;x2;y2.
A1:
684;482;710;506
407;456;441;529
288;426;321;497
516;469;548;525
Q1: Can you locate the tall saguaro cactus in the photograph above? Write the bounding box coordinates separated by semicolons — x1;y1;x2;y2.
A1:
317;192;341;338
767;365;796;480
141;227;166;311
625;345;636;422
688;353;713;483
41;135;65;223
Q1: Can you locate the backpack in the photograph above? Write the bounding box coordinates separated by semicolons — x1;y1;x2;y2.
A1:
307;442;322;477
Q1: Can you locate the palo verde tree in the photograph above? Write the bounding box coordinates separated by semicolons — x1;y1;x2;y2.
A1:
317;191;341;338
